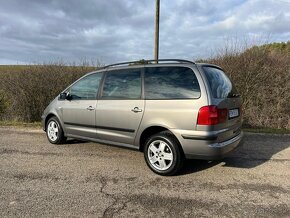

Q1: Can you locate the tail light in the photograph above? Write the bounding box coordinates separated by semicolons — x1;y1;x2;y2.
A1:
197;105;228;125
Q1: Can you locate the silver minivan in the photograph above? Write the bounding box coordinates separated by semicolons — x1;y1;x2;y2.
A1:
42;59;243;175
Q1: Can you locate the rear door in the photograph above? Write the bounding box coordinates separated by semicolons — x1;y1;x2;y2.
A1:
96;68;144;145
61;72;103;138
201;66;242;139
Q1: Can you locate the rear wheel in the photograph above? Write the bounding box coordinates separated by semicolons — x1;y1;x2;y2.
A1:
144;131;184;176
46;117;66;144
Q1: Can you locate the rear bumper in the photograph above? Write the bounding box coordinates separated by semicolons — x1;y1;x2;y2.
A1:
171;129;244;160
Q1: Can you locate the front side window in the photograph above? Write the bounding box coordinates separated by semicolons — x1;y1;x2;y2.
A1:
144;67;200;99
69;72;103;100
101;69;141;99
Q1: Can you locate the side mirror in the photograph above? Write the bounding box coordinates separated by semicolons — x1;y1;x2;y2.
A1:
59;92;68;100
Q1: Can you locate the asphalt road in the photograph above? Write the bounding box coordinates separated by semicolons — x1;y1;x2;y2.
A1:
0;127;289;217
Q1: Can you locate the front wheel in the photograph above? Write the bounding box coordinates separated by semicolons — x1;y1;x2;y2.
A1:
144;131;184;176
46;117;66;144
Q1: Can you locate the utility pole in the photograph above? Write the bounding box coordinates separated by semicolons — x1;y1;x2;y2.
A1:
154;0;160;63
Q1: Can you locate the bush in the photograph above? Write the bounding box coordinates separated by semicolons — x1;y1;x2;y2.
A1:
0;63;96;122
207;43;290;129
0;45;289;129
0;90;8;118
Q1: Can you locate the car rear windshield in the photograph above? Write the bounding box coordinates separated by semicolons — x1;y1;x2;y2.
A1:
203;66;239;99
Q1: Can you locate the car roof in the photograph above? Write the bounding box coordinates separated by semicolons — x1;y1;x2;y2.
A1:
91;59;223;74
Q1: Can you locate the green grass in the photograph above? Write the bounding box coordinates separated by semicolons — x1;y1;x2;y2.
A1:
0;121;42;128
243;127;290;134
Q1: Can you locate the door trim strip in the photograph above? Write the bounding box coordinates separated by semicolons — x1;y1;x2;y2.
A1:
64;122;135;133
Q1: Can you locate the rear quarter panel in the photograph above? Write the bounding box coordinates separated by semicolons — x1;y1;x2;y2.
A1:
196;64;243;142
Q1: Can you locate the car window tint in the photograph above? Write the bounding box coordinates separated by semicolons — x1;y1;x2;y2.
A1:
203;67;239;99
70;72;103;100
144;67;200;99
102;69;141;99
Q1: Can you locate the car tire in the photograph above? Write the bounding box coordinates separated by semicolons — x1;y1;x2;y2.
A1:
144;131;184;176
46;116;67;144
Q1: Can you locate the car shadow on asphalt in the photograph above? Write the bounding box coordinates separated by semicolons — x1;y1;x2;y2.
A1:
179;134;290;175
66;138;89;144
222;134;290;168
180;159;221;175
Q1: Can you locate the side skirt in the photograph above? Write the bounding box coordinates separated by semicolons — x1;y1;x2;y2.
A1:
65;133;140;151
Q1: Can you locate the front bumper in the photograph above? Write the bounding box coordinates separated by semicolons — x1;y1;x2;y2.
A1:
41;114;46;131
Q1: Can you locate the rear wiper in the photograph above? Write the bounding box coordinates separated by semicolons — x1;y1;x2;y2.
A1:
228;93;240;98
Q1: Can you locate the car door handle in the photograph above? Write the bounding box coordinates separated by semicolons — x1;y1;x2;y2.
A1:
86;106;95;111
131;107;142;113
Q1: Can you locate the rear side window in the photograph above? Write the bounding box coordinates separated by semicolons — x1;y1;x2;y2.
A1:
69;72;103;100
144;67;200;99
101;68;141;99
203;67;239;99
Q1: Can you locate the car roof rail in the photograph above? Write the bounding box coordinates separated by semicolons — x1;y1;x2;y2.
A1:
103;59;195;69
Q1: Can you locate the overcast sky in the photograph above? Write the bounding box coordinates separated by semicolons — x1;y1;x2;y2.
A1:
0;0;290;65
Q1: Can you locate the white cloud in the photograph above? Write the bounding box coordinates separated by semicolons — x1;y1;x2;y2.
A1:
0;0;289;64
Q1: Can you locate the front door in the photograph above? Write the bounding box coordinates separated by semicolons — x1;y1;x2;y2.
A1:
96;68;144;145
61;72;103;139
62;100;97;138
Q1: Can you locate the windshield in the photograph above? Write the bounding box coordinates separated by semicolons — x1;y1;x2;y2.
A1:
203;66;239;99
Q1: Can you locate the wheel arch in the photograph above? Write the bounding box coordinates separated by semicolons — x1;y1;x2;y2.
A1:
44;113;62;131
139;126;183;154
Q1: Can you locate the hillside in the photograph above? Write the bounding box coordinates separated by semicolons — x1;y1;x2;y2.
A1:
251;41;290;56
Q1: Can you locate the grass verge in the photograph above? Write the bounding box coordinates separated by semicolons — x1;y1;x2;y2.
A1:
0;121;289;134
0;121;42;128
243;127;290;134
